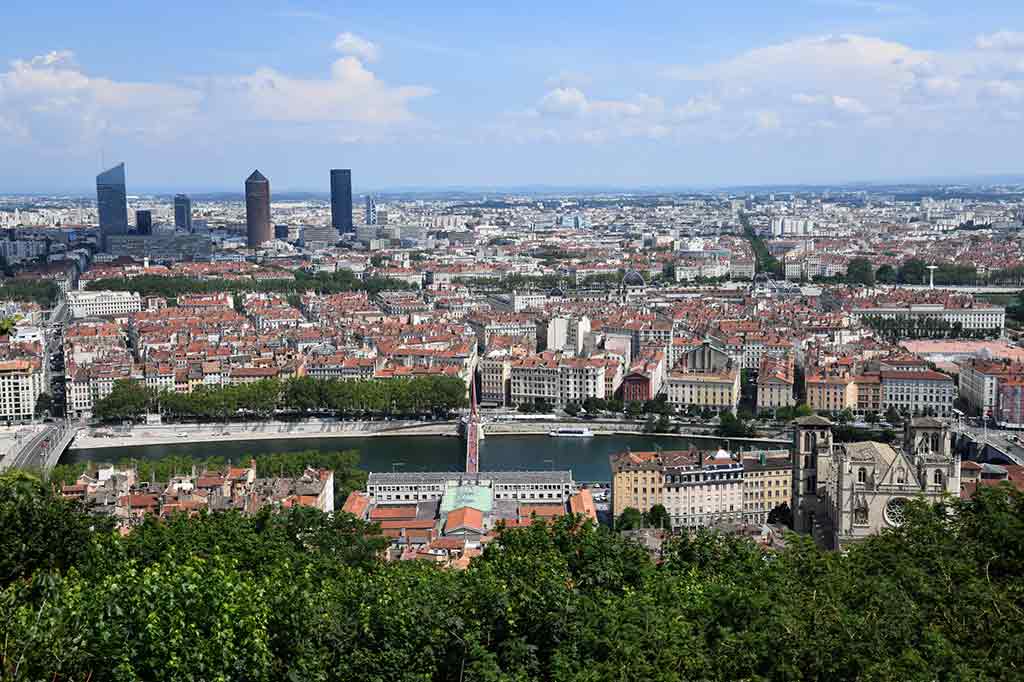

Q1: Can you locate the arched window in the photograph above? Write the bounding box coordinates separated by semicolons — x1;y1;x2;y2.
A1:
896;467;906;484
857;468;867;484
933;469;944;486
803;432;812;452
932;433;941;452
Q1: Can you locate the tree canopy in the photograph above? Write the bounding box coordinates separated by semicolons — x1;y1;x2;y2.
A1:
1;470;1022;680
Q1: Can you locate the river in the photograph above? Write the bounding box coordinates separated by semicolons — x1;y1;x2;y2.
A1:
63;433;721;482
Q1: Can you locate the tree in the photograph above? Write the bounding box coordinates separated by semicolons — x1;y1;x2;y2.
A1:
625;401;644;419
885;405;902;425
875;264;898;284
33;392;52;418
645;504;671;530
899;258;928;284
766;501;793;527
615;507;644;531
564;401;581;417
846;257;876;286
716;410;754;437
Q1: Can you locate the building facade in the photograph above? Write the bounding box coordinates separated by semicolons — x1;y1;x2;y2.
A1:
173;193;193;231
96;162;128;241
330;169;354;234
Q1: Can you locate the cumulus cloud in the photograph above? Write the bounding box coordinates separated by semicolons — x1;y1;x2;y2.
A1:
976;31;1024;51
333;32;380;62
0;49;200;148
536;87;663;119
214;56;433;124
0;45;433;153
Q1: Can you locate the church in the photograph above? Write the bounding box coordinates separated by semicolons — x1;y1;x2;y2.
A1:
791;416;961;549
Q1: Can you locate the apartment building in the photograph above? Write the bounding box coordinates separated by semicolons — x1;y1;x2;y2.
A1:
610;449;745;528
880;369;956;417
508;352;608;407
0;359;46;421
68;290;142;319
756;355;795;410
851;303;1006;332
742;452;792;525
805;372;857;412
958;359;1023;416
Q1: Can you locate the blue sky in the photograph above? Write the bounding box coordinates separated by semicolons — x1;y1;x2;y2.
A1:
2;0;1024;192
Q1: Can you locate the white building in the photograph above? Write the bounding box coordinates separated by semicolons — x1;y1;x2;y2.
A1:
0;359;45;421
68;291;142;319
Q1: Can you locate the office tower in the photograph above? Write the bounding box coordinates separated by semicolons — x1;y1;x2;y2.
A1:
96;163;128;239
274;224;290;240
365;195;377;225
330;169;353;234
174;194;193;231
245;170;272;248
135;210;152;236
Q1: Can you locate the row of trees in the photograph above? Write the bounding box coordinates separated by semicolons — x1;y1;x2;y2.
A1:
0;278;58;307
92;375;469;423
2;469;1022;679
845;257;981;287
85;269;416;301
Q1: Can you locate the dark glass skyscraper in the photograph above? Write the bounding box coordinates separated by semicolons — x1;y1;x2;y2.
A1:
135;210;152;236
96;162;128;239
245;170;272;248
174;194;193;231
330;169;353;234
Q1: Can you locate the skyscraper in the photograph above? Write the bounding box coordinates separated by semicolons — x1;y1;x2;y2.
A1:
135;210;152;236
365;195;378;226
96;162;128;240
245;170;272;248
174;194;193;231
330;169;353;234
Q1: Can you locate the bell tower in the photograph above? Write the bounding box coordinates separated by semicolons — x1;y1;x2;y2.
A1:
792;415;833;534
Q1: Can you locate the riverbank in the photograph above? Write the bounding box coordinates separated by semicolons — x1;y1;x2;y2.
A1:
70;417;791;451
70;419;460;450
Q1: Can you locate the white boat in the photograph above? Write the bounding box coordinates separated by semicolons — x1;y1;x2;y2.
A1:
548;427;594;438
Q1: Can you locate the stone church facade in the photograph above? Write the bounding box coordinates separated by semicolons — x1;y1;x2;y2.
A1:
792;416;960;549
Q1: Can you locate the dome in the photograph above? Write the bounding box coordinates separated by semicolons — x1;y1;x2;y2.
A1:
548;286;566;298
622;270;646;287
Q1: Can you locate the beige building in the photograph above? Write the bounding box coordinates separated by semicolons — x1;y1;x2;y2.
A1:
756;355;795;411
610;448;745;528
0;359;46;421
665;368;740;412
805;372;857;413
742;452;792;524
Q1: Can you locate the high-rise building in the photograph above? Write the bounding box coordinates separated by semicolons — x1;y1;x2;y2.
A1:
96;163;128;240
330;169;353;234
245;170;272;248
365;195;378;225
135;210;152;236
173;194;193;231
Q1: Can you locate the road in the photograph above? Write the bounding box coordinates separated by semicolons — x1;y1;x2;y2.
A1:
956;424;1024;465
1;420;78;472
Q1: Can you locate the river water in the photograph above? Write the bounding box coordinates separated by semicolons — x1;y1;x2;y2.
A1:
64;434;724;482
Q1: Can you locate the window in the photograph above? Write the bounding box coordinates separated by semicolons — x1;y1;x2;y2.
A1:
896;467;906;484
857;468;867;484
933;469;943;486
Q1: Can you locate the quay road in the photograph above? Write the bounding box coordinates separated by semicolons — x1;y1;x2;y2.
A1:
954;424;1024;466
0;419;80;473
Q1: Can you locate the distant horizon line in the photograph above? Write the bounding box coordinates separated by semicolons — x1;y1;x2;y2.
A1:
4;174;1024;199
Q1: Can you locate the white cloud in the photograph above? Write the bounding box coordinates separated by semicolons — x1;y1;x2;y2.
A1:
831;95;868;114
0;45;434;153
217;56;433;124
976;31;1024;51
536;87;663;119
982;80;1023;100
754;110;782;131
674;94;720;120
333;32;380;62
0;50;200;148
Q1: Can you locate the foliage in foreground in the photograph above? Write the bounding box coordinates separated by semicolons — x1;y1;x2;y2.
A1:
0;469;1022;681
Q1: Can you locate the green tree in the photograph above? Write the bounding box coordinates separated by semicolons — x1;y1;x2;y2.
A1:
33;392;52;418
615;506;644;531
645;503;671;530
898;258;928;284
563;401;580;417
846;257;876;285
875;263;898;284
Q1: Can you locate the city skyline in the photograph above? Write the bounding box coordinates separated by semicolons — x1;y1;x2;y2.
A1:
2;2;1024;192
